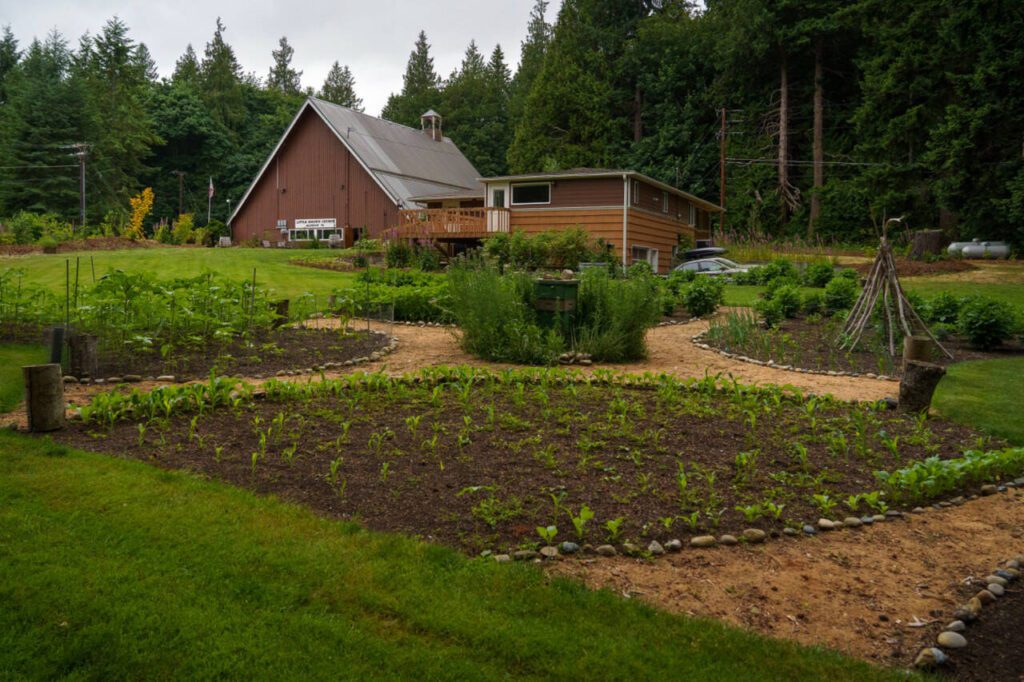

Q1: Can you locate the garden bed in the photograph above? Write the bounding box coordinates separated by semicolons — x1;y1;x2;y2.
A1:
81;327;389;380
58;370;1011;556
850;258;977;278
0;237;169;256
940;582;1024;681
703;315;1024;378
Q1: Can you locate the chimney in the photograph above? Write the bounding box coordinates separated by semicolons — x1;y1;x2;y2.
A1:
420;110;443;142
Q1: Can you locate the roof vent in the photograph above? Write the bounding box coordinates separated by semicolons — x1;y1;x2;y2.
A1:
420;110;443;142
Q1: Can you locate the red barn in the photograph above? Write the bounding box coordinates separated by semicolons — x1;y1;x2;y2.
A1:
228;98;481;246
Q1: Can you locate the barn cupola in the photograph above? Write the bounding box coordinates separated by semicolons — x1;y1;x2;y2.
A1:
420;110;443;142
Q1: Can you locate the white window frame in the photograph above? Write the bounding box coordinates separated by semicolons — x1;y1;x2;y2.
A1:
510;183;551;206
630;245;659;271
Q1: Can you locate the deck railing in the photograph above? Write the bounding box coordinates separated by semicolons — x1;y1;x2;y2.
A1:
395;207;510;239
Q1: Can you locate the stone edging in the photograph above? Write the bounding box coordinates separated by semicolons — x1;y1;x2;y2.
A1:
691;330;900;382
59;331;398;386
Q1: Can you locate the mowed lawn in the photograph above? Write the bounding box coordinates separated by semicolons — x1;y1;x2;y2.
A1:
0;345;47;412
933;358;1024;445
0;247;356;301
0;432;904;681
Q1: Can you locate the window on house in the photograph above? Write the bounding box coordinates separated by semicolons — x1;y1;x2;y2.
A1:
632;180;640;205
492;188;506;208
689;204;697;226
630;245;659;271
511;183;550;205
289;229;310;241
662;191;669;213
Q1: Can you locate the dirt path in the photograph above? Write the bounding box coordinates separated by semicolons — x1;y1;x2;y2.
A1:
550;491;1024;668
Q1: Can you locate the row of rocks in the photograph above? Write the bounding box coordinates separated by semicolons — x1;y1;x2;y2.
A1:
690;332;899;382
61;332;397;386
558;352;593;366
915;554;1023;670
395;319;454;328
656;319;693;327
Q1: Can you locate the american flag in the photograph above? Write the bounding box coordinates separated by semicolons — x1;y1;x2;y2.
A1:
208;177;215;199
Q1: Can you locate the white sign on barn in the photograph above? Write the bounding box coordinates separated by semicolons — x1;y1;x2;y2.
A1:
294;218;337;229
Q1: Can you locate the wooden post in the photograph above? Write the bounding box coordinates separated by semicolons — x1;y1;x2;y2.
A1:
903;335;933;370
23;364;65;432
898;360;946;413
68;332;98;378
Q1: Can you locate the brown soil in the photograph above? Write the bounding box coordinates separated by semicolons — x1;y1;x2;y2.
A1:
56;380;990;556
549;490;1024;670
82;327;388;380
851;258;977;278
703;316;1024;377
941;580;1024;681
0;237;169;256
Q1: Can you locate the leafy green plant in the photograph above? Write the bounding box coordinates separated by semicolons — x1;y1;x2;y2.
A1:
567;504;595;540
811;493;838;516
680;277;725;318
603;517;625;542
823;278;858;314
536;525;558;545
957;297;1017;350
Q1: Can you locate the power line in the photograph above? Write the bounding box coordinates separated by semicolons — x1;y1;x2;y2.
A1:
0;163;78;169
727;157;889;167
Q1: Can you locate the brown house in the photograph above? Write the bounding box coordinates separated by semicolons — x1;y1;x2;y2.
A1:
228;98;481;246
398;169;722;273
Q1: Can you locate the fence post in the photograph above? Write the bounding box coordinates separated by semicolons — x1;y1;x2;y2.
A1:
23;364;65;432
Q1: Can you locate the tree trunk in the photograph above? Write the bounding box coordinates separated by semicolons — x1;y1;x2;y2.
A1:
23;364;65;432
633;85;643;143
908;230;948;260
903;335;933;370
68;332;98;378
808;39;824;239
898;360;946;413
778;48;791;224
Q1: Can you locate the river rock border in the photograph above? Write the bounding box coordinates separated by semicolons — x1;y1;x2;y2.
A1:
59;330;398;386
691;330;900;382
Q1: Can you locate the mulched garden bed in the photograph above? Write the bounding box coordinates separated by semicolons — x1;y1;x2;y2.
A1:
0;237;169;256
850;258;977;278
704;316;1024;377
58;375;999;555
85;327;388;379
940;577;1023;681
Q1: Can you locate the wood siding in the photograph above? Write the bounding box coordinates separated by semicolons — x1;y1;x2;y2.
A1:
627;209;695;273
231;108;399;245
510;177;623;209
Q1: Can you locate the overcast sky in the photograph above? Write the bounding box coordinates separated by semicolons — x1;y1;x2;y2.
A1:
5;0;564;116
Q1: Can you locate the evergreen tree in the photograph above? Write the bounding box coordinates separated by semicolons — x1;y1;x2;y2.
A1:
75;18;160;220
381;30;441;127
509;0;551;128
172;44;200;86
199;18;244;132
319;61;362;110
0;25;20;105
0;32;85;218
267;36;302;95
136;42;159;82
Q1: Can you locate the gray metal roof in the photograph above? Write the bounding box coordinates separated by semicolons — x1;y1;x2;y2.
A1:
309;98;481;206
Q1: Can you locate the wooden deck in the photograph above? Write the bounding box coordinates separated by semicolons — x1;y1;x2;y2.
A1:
394;208;510;239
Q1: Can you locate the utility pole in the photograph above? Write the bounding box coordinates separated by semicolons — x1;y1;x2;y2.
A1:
718;107;727;238
171;171;186;216
70;143;89;232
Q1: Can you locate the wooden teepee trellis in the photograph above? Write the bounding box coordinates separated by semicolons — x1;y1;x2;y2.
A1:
839;218;953;359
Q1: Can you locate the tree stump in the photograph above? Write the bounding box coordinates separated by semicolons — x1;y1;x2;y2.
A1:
272;299;290;329
23;364;65;432
68;332;98;378
903;335;933;370
909;230;948;260
899;360;946;413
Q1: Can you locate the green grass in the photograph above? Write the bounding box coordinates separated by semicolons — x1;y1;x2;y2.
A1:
904;280;1024;310
0;344;47;412
0;431;904;681
0;247;356;301
933;358;1024;445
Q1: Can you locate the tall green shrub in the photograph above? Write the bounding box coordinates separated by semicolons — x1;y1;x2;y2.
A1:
575;270;660;361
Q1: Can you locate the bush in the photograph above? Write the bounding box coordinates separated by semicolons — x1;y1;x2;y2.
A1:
627;261;654;278
4;212;69;244
681;277;724;318
801;291;825;316
482;229;611;271
755;298;784;328
386;241;414;268
37;235;59;253
926;292;962;325
836;268;859;282
824;277;858;314
575;270;661;361
802;261;835;288
171;214;195;245
957;297;1018;350
770;284;801;318
447;261;563;364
